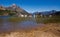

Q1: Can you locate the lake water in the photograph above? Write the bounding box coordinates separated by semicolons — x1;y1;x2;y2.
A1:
0;16;44;33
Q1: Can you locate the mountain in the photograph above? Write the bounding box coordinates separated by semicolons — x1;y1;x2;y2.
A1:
0;4;30;16
33;10;57;15
5;4;29;15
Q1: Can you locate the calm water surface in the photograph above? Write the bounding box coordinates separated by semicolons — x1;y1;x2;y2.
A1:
0;16;44;33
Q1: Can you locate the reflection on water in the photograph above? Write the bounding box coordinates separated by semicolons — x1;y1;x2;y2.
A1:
0;16;43;33
18;21;37;29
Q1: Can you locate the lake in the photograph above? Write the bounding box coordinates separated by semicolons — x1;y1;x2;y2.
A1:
0;16;44;33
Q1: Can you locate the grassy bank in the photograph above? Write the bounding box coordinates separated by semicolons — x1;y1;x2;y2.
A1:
35;16;60;24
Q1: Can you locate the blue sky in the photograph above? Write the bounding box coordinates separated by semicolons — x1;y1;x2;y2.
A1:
0;0;60;13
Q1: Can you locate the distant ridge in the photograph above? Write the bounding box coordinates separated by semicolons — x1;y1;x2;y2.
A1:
33;10;60;15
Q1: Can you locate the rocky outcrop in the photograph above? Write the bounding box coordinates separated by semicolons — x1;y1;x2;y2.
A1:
0;6;5;10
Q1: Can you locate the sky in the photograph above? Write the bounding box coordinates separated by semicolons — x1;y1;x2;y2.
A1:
0;0;60;13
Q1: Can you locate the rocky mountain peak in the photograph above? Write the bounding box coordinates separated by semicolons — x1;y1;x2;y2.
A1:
12;4;16;6
9;4;17;9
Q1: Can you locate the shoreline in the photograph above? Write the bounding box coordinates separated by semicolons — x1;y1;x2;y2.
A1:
0;23;60;37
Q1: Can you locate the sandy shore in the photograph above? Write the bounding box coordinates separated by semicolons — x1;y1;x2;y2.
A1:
0;23;60;37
